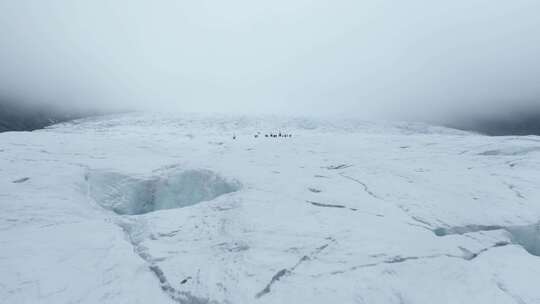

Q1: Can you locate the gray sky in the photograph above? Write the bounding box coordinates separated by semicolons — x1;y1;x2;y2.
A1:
0;0;539;120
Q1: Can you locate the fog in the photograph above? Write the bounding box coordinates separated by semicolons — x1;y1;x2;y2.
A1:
1;0;539;121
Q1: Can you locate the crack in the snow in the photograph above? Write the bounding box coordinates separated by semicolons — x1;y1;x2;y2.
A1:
433;222;540;257
433;225;504;237
339;173;380;199
323;164;353;170
404;215;436;232
410;216;433;228
308;187;322;193
255;269;291;299
307;200;346;209
503;182;525;199
496;281;527;304
118;220;217;304
458;242;510;261
315;242;510;277
255;238;336;299
12;177;30;183
306;200;384;217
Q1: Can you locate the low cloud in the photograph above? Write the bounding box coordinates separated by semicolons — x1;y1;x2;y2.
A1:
0;0;539;121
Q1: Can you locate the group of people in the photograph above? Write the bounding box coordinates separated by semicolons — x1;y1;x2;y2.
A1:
233;132;293;140
263;132;292;138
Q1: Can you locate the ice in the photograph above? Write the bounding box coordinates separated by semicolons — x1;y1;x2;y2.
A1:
85;169;241;215
1;112;540;304
507;223;540;256
433;223;540;257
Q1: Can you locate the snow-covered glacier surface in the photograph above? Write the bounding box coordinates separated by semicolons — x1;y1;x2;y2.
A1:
1;113;540;304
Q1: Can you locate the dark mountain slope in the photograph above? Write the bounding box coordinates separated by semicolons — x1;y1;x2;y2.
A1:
0;100;99;132
445;107;540;136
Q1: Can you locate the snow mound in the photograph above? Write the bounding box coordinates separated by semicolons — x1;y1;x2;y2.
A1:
85;169;241;215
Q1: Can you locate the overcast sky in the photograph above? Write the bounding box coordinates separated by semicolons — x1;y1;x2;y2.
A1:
0;0;539;120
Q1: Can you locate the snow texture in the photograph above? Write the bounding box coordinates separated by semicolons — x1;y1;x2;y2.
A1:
1;112;540;304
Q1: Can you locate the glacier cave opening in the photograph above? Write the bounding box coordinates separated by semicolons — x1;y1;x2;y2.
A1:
84;169;241;215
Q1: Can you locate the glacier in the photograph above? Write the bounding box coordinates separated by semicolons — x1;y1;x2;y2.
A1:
1;112;540;304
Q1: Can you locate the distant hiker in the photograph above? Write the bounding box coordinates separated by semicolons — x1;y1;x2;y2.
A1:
233;134;236;140
278;133;282;137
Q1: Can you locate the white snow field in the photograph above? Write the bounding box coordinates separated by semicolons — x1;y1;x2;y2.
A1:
1;113;540;304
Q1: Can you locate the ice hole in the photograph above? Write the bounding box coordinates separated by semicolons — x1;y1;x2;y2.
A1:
85;169;241;215
434;223;540;257
506;223;540;257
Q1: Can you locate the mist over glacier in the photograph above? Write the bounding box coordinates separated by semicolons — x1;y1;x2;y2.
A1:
0;0;539;124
